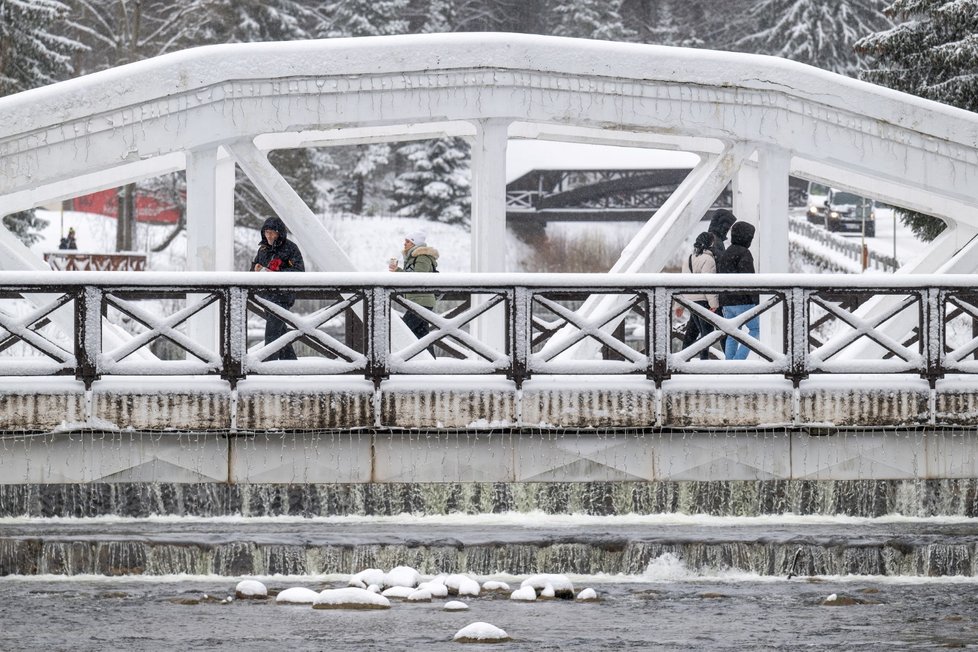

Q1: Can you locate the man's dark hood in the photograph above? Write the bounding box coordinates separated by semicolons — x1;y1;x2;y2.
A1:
730;221;755;247
708;209;737;240
260;216;288;244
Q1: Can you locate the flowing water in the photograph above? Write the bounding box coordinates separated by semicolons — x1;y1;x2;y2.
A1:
2;480;978;650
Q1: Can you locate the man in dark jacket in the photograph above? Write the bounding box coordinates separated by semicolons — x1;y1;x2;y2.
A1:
252;216;305;360
717;220;759;360
708;209;737;260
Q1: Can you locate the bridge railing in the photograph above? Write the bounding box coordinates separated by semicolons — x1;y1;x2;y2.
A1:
1;272;976;387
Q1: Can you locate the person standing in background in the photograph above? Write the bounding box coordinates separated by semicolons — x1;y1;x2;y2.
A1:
389;230;439;339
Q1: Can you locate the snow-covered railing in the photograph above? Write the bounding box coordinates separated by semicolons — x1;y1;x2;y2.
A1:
1;271;976;388
43;252;147;272
788;218;899;272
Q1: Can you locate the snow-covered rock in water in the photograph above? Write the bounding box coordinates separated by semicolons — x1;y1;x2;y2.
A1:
453;622;510;643
350;569;385;588
418;580;449;598
366;584;381;594
540;583;556;599
521;574;574;599
444;600;469;611
407;588;432;602
381;586;414;599
446;574;481;596
576;588;599;602
234;580;267;600
481;580;510;593
313;588;391;610
384;565;421;588
275;587;320;605
347;578;366;589
510;586;537;601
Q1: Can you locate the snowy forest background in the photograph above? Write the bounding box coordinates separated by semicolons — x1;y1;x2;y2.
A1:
2;0;976;251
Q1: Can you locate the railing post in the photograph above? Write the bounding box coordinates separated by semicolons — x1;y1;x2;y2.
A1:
787;287;809;385
74;285;102;388
222;286;247;385
511;286;530;388
651;287;670;384
923;287;943;385
367;286;389;384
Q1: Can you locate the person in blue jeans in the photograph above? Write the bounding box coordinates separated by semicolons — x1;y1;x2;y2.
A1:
717;221;759;360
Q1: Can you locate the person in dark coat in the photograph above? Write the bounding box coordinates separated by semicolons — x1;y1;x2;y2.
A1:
251;216;305;360
683;209;737;348
708;209;737;261
717;221;759;360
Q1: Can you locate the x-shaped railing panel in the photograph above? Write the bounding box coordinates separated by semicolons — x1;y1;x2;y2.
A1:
529;291;648;374
668;292;787;372
942;291;978;371
246;291;368;374
388;290;510;373
101;291;223;373
0;292;75;373
808;291;923;373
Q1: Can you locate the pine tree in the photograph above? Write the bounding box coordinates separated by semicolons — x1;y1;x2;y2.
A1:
549;0;636;41
0;0;78;94
394;137;471;225
322;0;410;37
2;211;49;247
857;0;978;240
735;0;891;75
0;0;77;246
207;0;325;42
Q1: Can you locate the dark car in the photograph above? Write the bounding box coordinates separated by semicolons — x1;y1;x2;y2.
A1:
825;189;875;237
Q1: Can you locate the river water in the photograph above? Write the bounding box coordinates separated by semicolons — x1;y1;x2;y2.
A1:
2;570;978;650
2;513;978;650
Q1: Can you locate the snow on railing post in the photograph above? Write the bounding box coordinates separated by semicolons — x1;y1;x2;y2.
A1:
511;285;531;388
74;285;102;388
222;286;247;386
367;287;389;384
924;287;944;386
787;287;809;385
651;287;671;385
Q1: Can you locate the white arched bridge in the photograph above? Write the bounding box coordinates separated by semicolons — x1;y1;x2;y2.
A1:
2;34;978;486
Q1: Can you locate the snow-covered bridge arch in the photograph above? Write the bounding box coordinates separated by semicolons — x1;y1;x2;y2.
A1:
1;32;978;277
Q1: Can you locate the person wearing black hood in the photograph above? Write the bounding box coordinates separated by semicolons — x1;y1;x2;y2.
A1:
708;209;737;260
717;220;759;360
252;216;305;360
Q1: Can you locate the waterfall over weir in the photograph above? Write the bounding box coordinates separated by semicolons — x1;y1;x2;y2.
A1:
2;480;978;579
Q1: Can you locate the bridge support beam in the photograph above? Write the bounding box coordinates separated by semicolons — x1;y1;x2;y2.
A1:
470;119;510;351
186;148;235;352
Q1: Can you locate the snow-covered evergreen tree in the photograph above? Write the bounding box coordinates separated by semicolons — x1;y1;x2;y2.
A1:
857;0;977;240
394;138;471;225
549;0;636;41
322;0;410;37
206;0;326;42
2;211;48;247
330;144;392;215
0;0;78;95
735;0;890;75
0;0;77;245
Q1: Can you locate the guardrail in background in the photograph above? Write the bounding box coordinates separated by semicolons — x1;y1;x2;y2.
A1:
43;253;147;272
788;218;900;272
1;273;976;388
